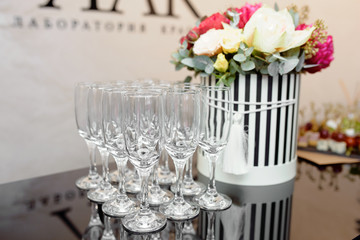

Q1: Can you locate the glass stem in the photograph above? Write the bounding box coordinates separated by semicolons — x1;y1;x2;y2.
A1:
184;155;194;183
88;202;102;227
115;157;127;196
99;148;110;184
161;149;170;172
151;163;160;187
119;221;126;239
103;216;114;238
175;221;184;240
207;153;218;193
174;160;186;199
206;211;216;240
85;140;98;179
139;168;151;213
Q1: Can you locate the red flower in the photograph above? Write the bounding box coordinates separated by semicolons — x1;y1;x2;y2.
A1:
305;35;334;73
228;3;262;29
198;12;230;35
180;12;229;48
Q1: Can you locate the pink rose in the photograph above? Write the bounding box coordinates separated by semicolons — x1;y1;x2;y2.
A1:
228;3;262;29
305;35;334;73
297;24;334;73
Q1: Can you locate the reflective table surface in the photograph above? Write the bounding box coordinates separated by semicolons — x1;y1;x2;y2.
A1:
0;158;359;240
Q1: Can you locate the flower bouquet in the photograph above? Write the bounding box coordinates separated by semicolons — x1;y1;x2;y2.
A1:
171;3;335;186
171;3;334;86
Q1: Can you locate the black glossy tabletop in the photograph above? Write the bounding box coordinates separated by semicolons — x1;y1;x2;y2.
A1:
0;159;359;240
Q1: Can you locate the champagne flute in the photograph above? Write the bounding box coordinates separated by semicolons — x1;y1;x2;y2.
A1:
87;84;117;203
101;88;139;217
159;88;200;220
75;82;102;190
194;86;233;211
122;90;167;233
171;83;206;196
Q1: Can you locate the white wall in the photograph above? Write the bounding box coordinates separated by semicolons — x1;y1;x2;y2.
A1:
0;0;358;184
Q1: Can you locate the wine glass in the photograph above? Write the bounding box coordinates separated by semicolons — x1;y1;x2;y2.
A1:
171;83;206;196
122;90;167;233
87;84;117;203
101;88;139;217
74;82;102;190
140;85;174;206
194;86;233;211
159;88;200;220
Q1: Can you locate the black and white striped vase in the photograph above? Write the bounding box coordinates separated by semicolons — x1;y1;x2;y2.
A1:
197;73;300;186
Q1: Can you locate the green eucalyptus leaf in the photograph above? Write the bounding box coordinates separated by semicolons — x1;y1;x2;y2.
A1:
179;48;189;58
181;58;195;68
240;42;247;51
172;52;181;61
267;55;276;63
233;53;247;63
199;72;209;78
268;61;280;76
175;63;185;71
274;3;279;11
231;14;240;27
296;51;305;72
184;76;192;83
260;67;269;74
227;75;236;85
229;59;241;73
195;19;201;27
241;60;256;71
272;53;287;61
303;64;319;69
245;47;254;56
284;47;300;59
279;58;299;74
181;40;188;49
289;9;300;27
193;55;213;70
205;64;214;74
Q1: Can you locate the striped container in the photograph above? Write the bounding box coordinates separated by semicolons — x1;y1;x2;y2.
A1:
197;73;300;186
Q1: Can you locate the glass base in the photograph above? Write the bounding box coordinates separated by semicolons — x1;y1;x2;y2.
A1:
125;175;141;194
122;209;167;234
193;191;232;211
88;214;103;228
157;168;176;186
170;180;206;197
82;225;103;240
159;198;200;221
76;174;102;191
87;182;118;204
139;186;174;207
109;168;133;183
102;194;140;218
182;220;196;235
101;231;116;240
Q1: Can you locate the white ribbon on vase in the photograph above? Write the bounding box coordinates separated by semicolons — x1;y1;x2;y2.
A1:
206;97;297;175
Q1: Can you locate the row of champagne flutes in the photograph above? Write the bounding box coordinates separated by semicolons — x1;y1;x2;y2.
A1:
74;79;233;235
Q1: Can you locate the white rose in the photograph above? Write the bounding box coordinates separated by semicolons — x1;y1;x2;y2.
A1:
193;27;243;56
243;6;315;54
193;29;223;56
